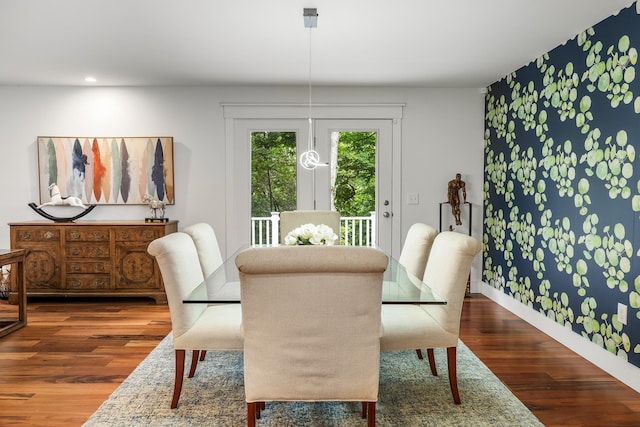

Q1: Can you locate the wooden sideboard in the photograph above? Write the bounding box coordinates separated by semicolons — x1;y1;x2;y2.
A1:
9;220;178;304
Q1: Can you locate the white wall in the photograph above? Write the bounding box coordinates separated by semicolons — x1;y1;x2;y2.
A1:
0;84;485;275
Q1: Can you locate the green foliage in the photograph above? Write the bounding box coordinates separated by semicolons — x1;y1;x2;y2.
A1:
250;131;376;218
251;132;297;217
334;132;376;216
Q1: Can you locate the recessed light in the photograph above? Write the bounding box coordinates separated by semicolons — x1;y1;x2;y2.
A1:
84;76;97;83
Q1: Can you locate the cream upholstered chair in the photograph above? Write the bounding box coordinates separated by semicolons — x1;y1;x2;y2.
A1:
147;232;243;409
183;222;225;367
380;231;481;404
397;222;439;360
183;222;224;278
236;245;388;427
398;222;438;281
279;210;341;244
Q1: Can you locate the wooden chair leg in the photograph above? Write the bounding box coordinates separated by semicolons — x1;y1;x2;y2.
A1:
427;348;438;376
362;402;367;418
199;350;207;361
171;349;186;409
367;402;376;427
256;401;263;419
447;346;461;404
247;402;256;427
188;350;200;378
415;349;424;359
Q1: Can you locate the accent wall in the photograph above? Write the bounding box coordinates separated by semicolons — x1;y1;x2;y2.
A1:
484;2;640;369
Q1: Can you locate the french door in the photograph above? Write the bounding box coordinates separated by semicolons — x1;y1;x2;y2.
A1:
313;119;393;251
224;104;403;256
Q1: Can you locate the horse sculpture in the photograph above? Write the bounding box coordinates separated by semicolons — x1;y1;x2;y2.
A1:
29;183;95;222
143;194;166;219
37;183;88;209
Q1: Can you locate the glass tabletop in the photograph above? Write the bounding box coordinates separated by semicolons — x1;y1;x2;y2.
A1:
183;245;446;305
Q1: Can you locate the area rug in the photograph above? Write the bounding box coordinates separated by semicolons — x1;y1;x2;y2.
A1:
84;334;543;426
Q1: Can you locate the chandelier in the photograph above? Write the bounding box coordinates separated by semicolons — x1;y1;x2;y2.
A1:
299;8;326;170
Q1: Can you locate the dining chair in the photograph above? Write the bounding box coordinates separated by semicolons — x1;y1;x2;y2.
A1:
183;222;225;367
236;245;388;427
147;232;243;409
398;222;438;283
183;222;224;278
397;222;439;360
380;231;481;404
279;210;341;244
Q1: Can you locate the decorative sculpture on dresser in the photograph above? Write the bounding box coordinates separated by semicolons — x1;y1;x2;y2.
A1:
28;183;96;222
143;194;166;220
37;183;87;209
447;173;467;226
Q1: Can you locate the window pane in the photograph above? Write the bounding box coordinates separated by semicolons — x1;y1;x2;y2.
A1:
251;131;297;217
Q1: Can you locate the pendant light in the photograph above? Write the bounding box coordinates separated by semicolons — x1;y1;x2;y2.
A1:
299;8;326;170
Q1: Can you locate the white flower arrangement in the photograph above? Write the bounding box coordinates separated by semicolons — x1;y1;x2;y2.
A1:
284;223;339;246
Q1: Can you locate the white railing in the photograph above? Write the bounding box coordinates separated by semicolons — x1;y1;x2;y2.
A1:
251;211;377;246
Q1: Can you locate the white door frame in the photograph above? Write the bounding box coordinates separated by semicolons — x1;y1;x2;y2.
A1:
223;103;404;257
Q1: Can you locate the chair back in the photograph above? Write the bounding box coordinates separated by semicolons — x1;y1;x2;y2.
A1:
147;232;207;340
422;231;481;336
279;210;341;244
183;222;224;277
237;245;388;403
398;223;438;279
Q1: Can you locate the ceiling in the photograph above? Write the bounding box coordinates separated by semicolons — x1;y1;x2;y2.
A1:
0;0;636;88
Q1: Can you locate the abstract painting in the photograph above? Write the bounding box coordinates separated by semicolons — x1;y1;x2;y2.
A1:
37;136;174;205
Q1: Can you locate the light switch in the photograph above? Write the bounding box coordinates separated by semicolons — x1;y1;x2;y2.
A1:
407;192;419;205
618;303;627;325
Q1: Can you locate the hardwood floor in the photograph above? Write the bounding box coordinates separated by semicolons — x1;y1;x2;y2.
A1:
0;294;638;426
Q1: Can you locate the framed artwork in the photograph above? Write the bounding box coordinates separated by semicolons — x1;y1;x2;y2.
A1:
37;136;174;205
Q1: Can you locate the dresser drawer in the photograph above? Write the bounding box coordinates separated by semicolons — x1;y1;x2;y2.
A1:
13;227;60;243
66;261;110;274
66;243;110;258
115;227;160;242
66;228;109;242
66;274;111;290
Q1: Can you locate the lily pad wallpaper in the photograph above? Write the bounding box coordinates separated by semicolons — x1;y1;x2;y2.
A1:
484;2;640;368
37;136;174;205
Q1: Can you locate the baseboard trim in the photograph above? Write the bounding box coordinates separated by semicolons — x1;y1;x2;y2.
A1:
477;281;640;394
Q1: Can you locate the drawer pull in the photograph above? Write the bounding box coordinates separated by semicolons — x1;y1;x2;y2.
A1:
71;265;80;272
70;231;81;239
44;231;55;239
121;232;130;239
20;231;32;240
93;232;105;239
71;248;80;256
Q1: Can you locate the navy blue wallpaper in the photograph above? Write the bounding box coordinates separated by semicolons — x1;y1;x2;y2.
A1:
484;3;640;368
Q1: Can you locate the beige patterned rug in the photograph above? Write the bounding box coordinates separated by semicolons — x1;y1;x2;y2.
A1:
84;334;542;426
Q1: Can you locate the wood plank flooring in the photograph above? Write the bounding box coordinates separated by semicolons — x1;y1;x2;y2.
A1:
0;294;638;426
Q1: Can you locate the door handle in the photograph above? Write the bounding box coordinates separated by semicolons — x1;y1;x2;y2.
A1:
383;212;391;218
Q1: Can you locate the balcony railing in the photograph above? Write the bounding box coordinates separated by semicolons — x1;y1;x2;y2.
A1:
251;212;377;246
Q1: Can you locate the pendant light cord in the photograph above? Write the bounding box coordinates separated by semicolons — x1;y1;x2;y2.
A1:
308;25;313;152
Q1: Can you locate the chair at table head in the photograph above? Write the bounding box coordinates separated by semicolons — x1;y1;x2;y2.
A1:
236;245;388;426
279;210;341;244
147;232;243;409
183;222;223;278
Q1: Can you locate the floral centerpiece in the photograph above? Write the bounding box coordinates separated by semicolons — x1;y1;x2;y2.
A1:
284;223;339;246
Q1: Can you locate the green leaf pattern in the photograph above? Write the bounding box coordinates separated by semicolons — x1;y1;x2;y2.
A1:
484;4;640;367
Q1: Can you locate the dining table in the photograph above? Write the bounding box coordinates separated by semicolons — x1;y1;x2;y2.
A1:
183;245;446;305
